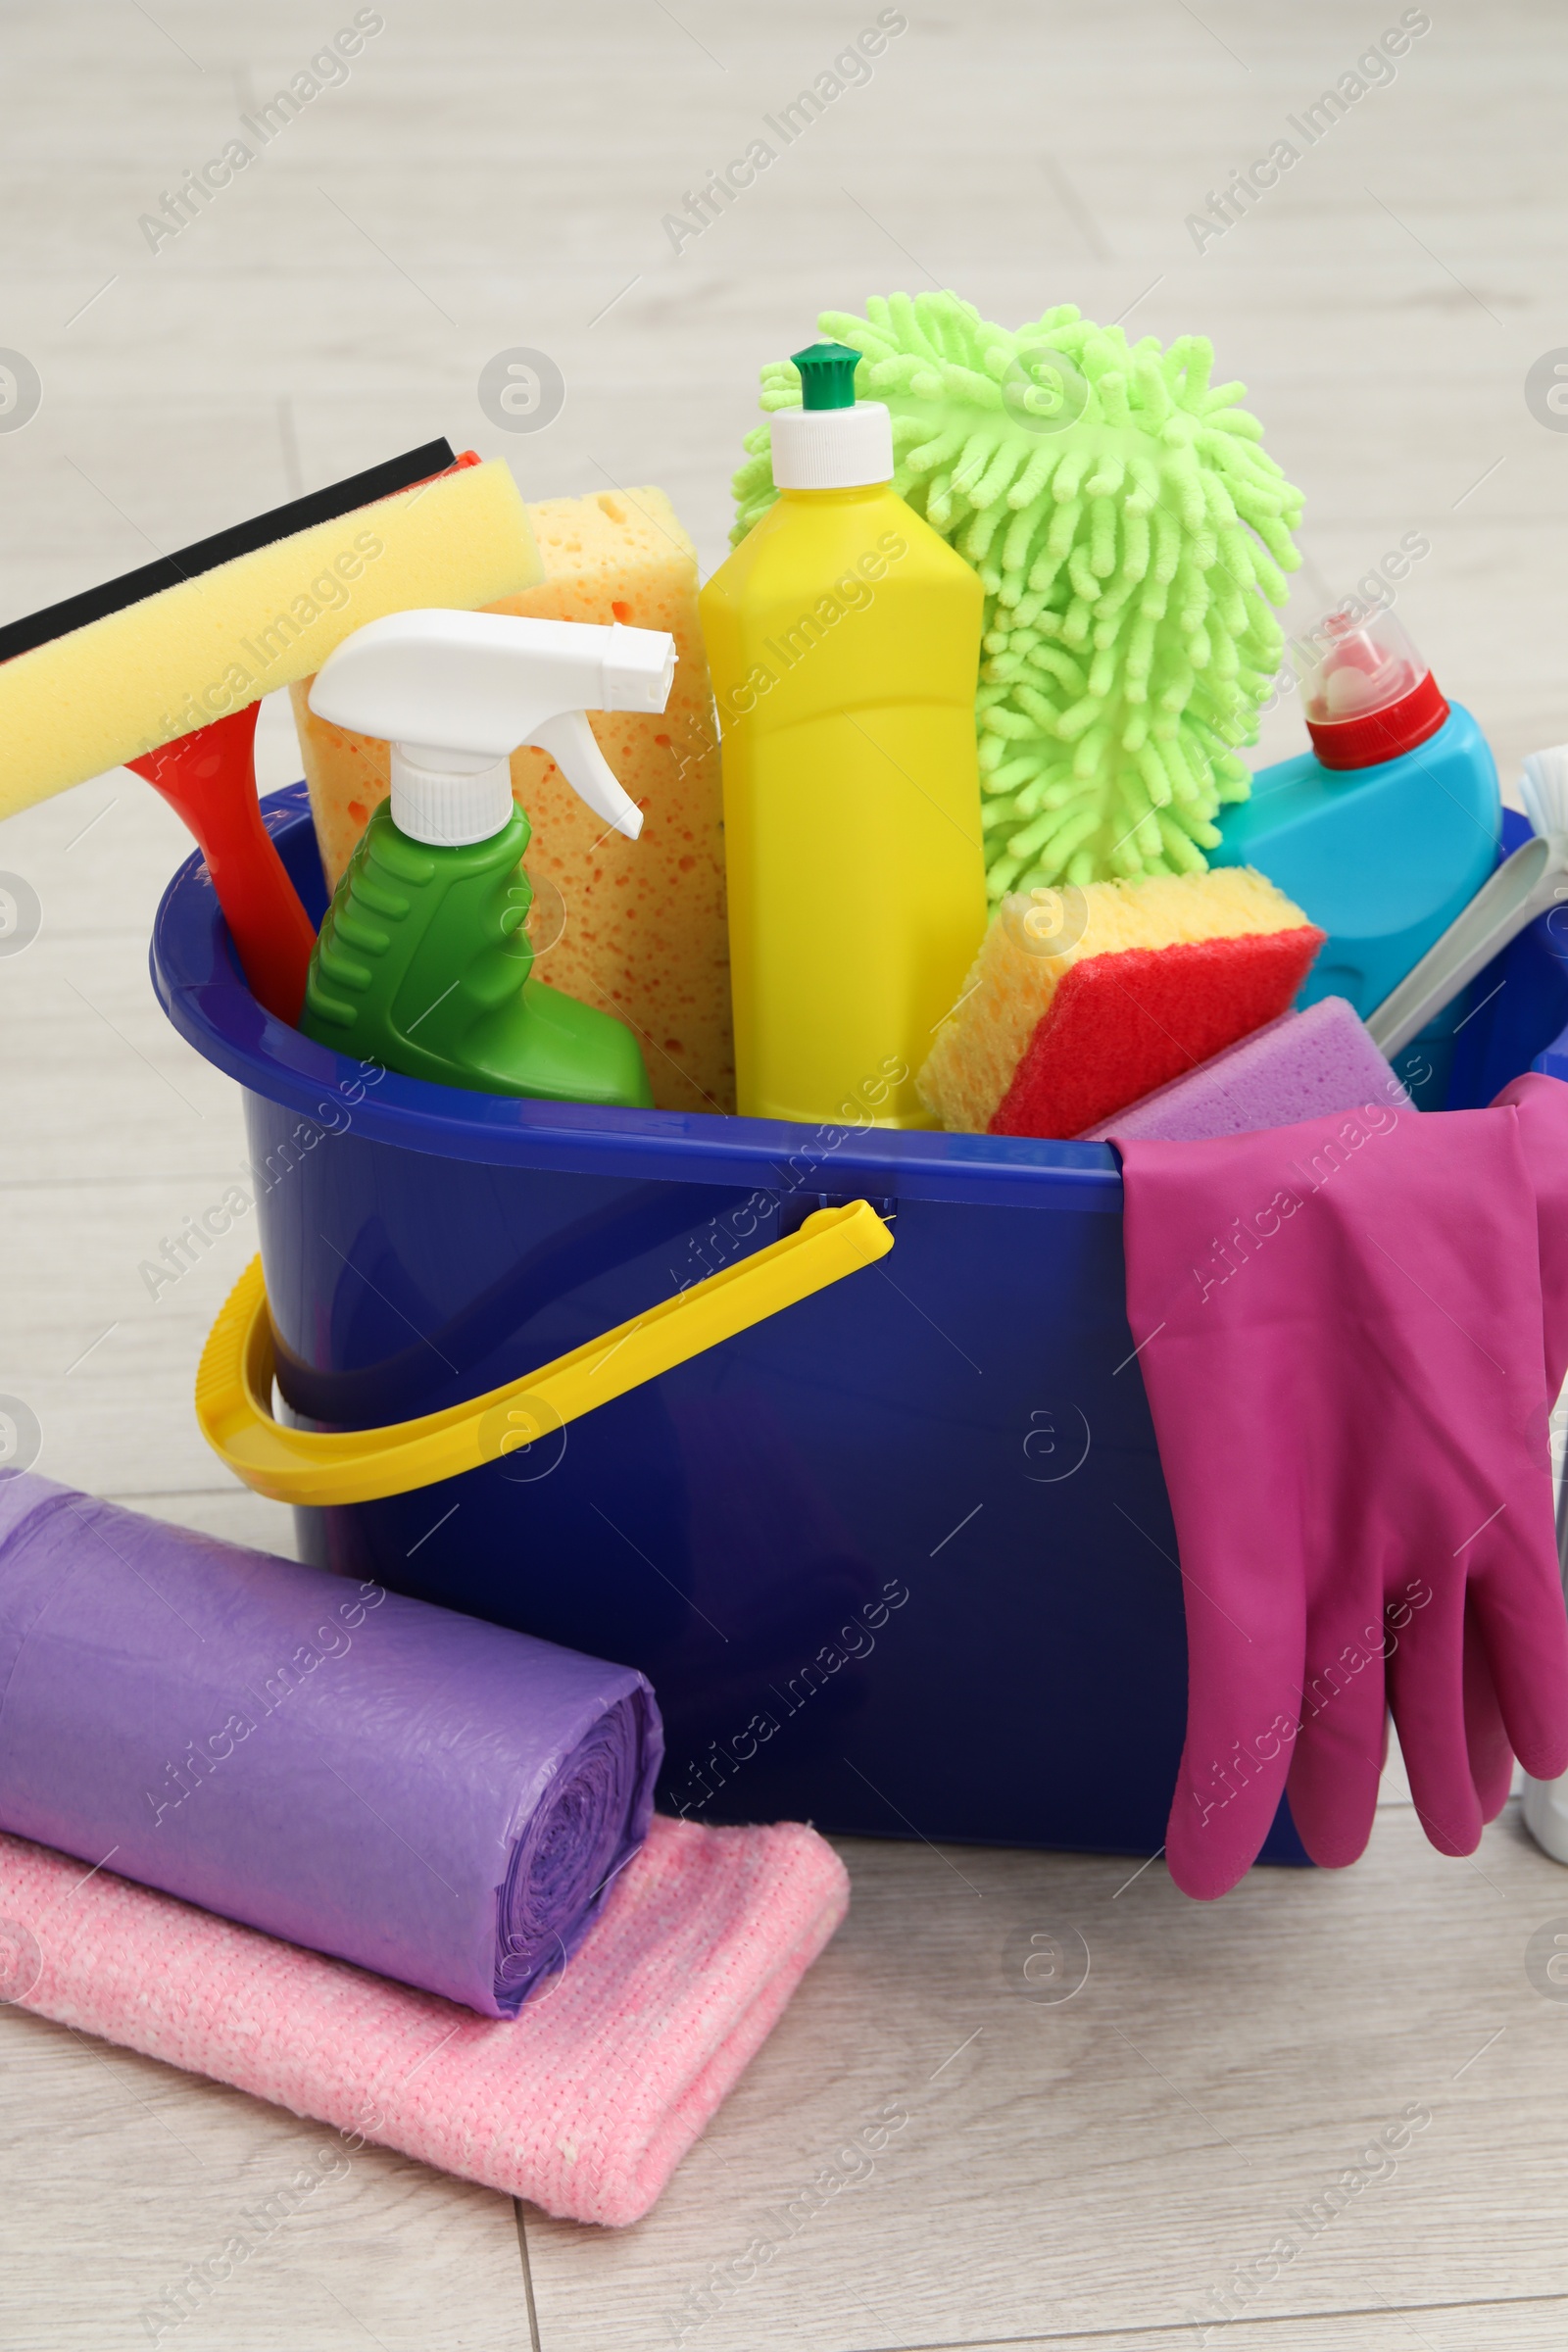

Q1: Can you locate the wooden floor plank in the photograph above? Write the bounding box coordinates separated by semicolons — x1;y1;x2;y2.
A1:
0;2006;524;2351
522;1805;1568;2350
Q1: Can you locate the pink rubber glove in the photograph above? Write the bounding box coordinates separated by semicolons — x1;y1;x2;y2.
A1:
1113;1077;1568;1900
1455;1074;1568;1822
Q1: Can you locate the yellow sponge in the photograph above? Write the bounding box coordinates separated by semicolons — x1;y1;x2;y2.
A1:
292;485;734;1117
0;460;541;819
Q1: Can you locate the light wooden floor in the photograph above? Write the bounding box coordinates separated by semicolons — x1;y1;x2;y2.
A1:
3;1;1568;2343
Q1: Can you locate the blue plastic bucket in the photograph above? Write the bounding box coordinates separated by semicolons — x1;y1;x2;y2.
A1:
152;791;1568;1861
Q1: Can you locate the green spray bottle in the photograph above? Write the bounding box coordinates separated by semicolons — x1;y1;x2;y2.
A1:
299;611;672;1105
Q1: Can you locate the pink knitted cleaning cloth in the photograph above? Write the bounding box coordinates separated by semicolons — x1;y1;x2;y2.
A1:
0;1814;849;2228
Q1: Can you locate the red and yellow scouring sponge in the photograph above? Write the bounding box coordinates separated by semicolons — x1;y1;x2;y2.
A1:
917;868;1324;1139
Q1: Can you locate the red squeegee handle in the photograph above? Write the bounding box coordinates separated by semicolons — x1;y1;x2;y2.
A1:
123;450;483;1025
129;704;318;1027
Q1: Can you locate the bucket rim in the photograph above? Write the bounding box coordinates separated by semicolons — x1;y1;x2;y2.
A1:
149;784;1123;1210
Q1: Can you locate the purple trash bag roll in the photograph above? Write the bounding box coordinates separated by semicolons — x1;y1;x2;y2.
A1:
0;1471;661;2018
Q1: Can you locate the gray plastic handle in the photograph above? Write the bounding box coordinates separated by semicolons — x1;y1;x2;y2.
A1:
1366;831;1568;1058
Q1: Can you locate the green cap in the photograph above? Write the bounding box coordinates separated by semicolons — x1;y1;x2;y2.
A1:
792;341;860;411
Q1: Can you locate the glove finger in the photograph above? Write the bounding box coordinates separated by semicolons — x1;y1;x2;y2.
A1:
1163;1545;1305;1902
1387;1577;1484;1856
1165;1655;1303;1898
1286;1615;1391;1868
1465;1520;1568;1783
1462;1603;1516;1824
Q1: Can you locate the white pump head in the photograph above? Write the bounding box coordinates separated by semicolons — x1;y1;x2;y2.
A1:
307;609;677;848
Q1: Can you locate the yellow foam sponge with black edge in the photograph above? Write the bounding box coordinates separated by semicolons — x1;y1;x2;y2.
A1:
0;456;542;818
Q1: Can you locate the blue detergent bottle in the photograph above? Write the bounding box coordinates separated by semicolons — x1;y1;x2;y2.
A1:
1210;608;1499;1106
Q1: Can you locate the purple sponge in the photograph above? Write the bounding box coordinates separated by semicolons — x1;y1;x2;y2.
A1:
1086;995;1411;1143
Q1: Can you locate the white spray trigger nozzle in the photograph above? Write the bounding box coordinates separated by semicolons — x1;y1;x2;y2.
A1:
307;610;676;847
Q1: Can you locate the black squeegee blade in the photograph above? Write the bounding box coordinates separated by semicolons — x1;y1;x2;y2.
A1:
0;437;458;665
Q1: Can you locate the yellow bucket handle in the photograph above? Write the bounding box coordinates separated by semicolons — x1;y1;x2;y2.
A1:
196;1200;893;1506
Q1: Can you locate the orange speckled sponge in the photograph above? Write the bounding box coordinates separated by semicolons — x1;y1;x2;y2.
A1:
291;485;733;1116
918;868;1324;1139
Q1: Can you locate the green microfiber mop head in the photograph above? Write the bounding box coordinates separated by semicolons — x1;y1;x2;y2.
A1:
730;294;1304;896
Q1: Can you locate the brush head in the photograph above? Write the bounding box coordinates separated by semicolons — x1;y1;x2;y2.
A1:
1521;745;1568;840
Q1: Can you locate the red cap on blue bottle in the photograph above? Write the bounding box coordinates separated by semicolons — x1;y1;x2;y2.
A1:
1299;609;1449;771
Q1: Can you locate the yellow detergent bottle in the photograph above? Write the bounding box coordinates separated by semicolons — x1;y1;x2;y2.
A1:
700;341;986;1126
